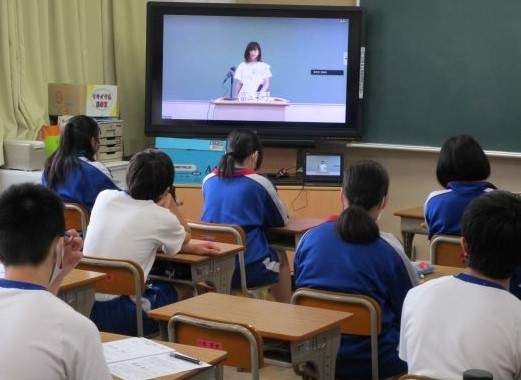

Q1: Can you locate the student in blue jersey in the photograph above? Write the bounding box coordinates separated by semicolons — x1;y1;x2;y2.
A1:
42;115;124;212
201;128;292;302
294;160;419;379
424;134;496;240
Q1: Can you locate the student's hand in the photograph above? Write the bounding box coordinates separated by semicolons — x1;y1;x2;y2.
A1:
157;192;176;209
48;230;83;295
62;229;84;272
181;241;221;256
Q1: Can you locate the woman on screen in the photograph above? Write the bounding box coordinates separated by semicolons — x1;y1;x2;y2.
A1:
235;41;271;100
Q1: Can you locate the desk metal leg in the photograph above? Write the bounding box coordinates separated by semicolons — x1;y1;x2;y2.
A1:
401;231;415;260
290;326;341;380
190;256;235;294
158;321;169;341
58;284;95;318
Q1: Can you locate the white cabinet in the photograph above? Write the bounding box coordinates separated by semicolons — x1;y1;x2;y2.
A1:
0;160;128;193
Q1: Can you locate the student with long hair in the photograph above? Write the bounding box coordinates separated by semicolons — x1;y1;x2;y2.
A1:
294;160;419;379
201;128;291;302
42;115;123;212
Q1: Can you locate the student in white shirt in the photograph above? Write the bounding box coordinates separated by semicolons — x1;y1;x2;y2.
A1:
0;183;111;380
399;190;521;379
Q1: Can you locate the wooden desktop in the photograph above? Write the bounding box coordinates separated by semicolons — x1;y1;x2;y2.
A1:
101;332;227;380
149;292;351;380
152;239;244;294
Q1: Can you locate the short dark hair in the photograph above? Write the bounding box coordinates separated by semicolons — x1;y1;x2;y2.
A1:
0;183;64;266
436;134;490;188
126;149;174;201
218;128;263;177
43;115;100;188
462;191;521;279
244;41;262;62
336;160;389;243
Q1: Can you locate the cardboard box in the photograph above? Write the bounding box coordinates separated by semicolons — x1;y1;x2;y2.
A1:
156;138;226;184
3;140;46;171
48;83;119;117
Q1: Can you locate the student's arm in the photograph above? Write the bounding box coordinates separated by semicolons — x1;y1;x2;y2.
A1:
181;240;221;256
236;81;243;95
48;230;83;295
157;191;191;243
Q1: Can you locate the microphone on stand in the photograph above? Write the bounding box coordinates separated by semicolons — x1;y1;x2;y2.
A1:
222;66;237;100
222;66;236;84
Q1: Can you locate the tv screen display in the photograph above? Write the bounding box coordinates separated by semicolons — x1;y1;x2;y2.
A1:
145;2;365;146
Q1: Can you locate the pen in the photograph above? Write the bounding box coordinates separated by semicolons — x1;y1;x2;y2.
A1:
170;352;202;365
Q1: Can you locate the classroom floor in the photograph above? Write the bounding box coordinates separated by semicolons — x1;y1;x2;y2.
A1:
223;364;299;379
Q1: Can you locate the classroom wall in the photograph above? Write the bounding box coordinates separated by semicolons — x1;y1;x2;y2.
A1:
142;1;521;261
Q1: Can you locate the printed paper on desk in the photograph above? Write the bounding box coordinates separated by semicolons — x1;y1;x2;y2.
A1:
103;337;210;380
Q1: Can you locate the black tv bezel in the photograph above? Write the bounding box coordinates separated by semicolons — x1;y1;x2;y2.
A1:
145;2;365;146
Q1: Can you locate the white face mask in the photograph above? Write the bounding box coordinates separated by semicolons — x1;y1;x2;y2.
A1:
49;239;64;284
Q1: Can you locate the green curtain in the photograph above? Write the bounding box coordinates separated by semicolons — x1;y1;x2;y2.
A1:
0;0;148;166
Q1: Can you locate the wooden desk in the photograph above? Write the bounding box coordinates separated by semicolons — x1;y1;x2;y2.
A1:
101;332;227;380
152;239;244;294
58;269;106;317
149;292;352;380
267;216;325;251
393;206;427;259
421;265;462;283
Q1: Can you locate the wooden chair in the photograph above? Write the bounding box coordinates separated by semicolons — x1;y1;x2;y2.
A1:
291;288;382;380
168;313;264;380
64;202;90;237
187;221;272;299
76;256;145;336
430;235;465;267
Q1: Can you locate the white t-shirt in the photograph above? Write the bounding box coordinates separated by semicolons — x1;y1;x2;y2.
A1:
0;283;111;380
83;190;186;299
399;275;521;380
234;61;272;95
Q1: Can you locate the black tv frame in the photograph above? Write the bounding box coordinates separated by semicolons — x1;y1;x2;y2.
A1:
145;2;366;147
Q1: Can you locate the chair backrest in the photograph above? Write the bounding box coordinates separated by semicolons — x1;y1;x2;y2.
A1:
64;202;90;236
168;313;264;380
430;235;465;267
187;221;269;298
76;256;145;336
291;288;382;380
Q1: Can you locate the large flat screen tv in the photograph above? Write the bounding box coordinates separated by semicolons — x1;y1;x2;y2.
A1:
145;2;365;146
